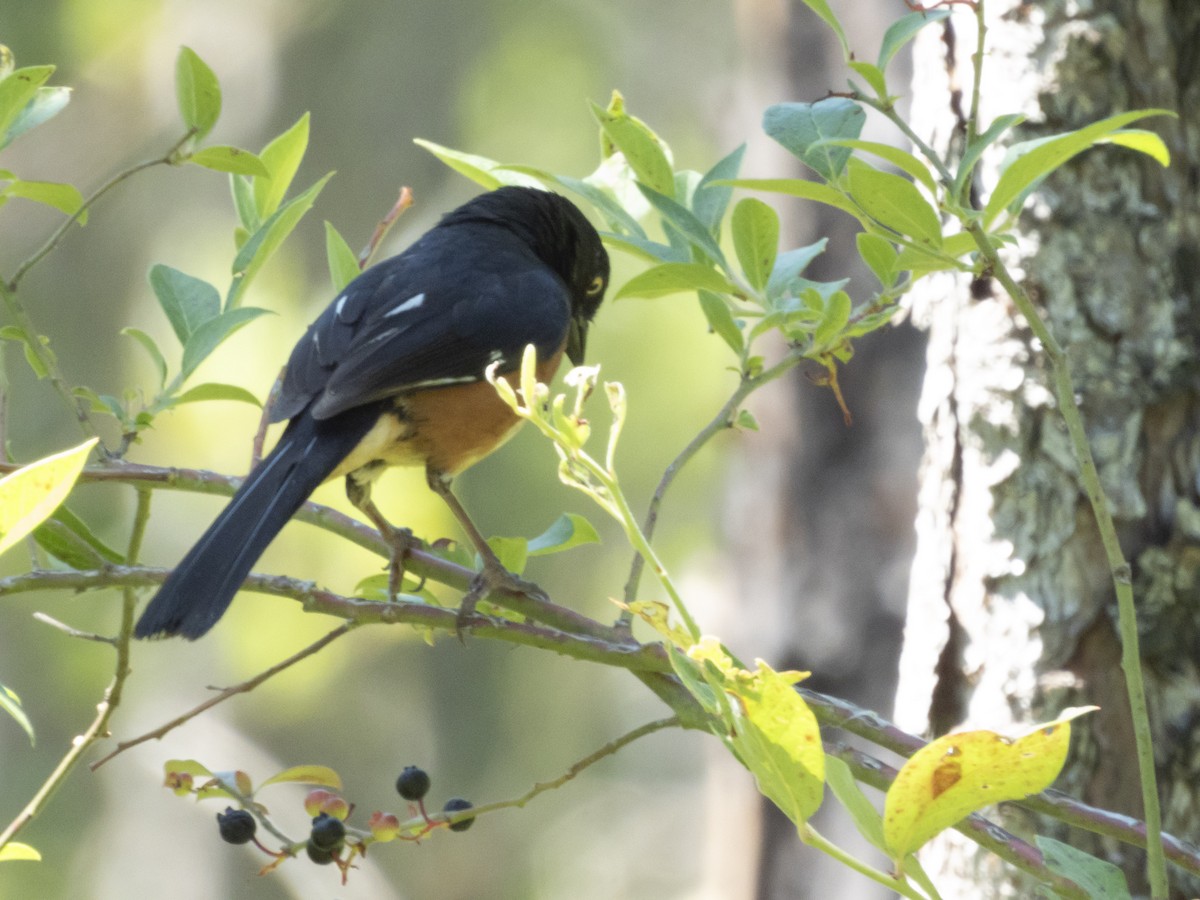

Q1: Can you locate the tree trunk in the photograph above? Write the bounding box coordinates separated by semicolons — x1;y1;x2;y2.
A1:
896;1;1200;896
723;2;923;898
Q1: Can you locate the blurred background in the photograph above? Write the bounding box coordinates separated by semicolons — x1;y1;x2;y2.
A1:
0;1;922;897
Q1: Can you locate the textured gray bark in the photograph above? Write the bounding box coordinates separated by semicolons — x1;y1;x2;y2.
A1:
896;1;1200;896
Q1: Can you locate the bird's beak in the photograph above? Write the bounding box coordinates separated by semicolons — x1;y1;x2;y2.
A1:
566;315;589;366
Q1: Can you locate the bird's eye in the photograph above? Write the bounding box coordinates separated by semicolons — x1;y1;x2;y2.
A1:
586;275;606;296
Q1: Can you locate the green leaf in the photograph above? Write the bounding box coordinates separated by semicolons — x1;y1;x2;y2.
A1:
230;171;334;307
667;645;722;714
846;160;942;246
174;47;220;141
616;262;739;300
1100;128;1170;166
856;232;898;287
983;109;1174;226
952;113;1024;199
2;84;70;148
847;61;887;100
767;239;828;302
842;306;898;340
551;173;646;237
599;231;688;265
637;185;727;267
813;290;852;350
820;138;938;194
693;144;746;234
174;382;262;407
253;112;310;220
0;179;85;219
591;91;674;195
0;65;54;149
734;409;758;431
825;757;886;852
797;0;849;60
721;178;867;226
894;230;977;275
698;290;744;354
414;139;542;191
324;221;360;292
259;765;344;791
180;307;272;380
188;145;270;176
527;513;601;556
0;438;97;557
730;197;779;292
148;264;221;345
52;506;125;563
0;841;40;862
33;517;105;568
762;99;865;180
486;536;528;576
0;682;34;745
878;9;951;70
120;327;168;386
1036;835;1131;899
34;504;124;568
231;173;259;232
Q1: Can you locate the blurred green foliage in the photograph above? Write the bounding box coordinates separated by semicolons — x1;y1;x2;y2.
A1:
0;3;745;897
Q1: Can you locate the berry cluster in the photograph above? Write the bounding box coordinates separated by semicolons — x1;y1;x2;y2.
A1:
207;764;475;882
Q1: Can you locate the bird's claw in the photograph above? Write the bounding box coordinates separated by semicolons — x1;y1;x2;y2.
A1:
454;562;547;639
384;527;425;600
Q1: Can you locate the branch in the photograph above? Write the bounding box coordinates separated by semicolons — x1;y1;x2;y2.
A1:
1;457;622;641
0;566;672;677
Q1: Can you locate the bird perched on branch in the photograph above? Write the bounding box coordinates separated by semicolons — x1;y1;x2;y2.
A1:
135;186;609;640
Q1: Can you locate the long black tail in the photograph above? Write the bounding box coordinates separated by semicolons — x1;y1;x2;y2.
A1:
134;404;381;640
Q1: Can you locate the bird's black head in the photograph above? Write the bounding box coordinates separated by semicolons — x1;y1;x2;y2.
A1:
445;186;609;364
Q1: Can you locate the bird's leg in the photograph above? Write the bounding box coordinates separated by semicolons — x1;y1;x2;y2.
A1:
424;467;548;629
345;473;424;599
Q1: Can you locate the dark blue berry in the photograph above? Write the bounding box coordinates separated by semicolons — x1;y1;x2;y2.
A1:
442;797;475;832
216;807;256;845
395;765;431;801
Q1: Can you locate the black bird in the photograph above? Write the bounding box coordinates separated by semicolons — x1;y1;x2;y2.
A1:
135;186;609;639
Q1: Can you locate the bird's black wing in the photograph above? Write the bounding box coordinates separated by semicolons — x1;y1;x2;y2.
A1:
275;227;573;423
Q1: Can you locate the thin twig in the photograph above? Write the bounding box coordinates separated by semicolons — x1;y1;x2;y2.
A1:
463;717;679;819
622;354;804;610
0;488;150;852
90;622;358;770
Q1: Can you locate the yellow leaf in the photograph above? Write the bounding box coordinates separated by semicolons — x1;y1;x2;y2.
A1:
260;764;343;790
728;661;824;825
884;707;1097;861
0;842;40;862
0;438;96;556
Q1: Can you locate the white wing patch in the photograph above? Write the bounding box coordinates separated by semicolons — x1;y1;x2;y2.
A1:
383;292;426;318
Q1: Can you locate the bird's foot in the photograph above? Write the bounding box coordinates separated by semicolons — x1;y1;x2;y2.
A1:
383;526;425;600
455;560;547;637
